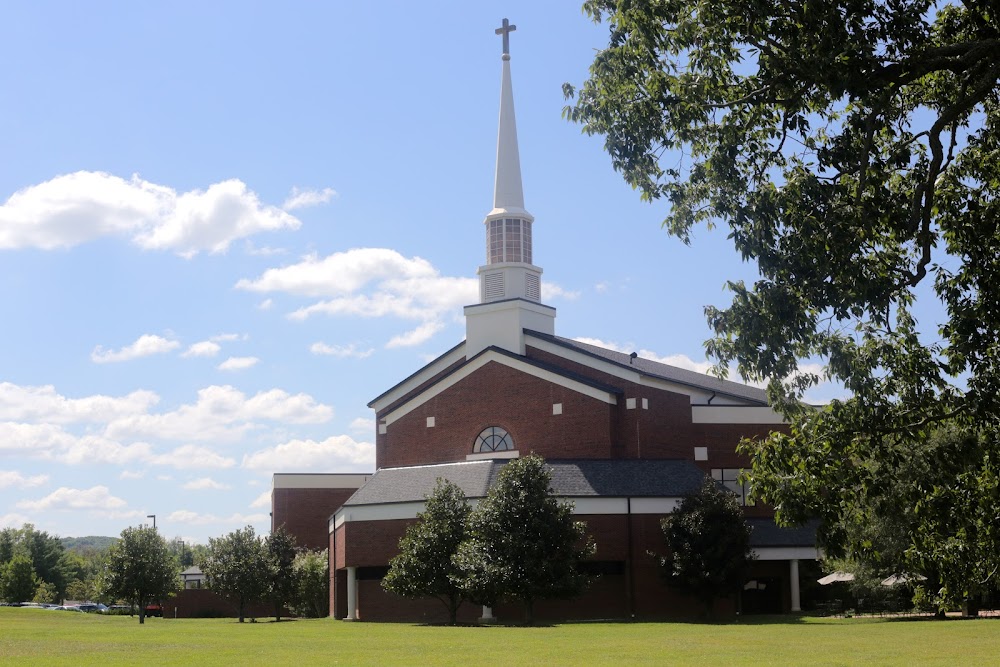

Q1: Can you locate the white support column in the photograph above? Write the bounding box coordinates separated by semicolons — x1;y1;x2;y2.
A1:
789;559;801;612
479;605;496;624
345;566;358;621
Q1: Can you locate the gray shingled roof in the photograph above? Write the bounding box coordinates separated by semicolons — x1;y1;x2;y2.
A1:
748;519;819;548
344;459;707;507
525;330;769;405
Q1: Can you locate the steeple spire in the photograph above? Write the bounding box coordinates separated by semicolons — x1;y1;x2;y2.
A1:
492;18;527;216
465;18;555;360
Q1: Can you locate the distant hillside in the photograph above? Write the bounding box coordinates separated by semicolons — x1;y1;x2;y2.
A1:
61;536;118;552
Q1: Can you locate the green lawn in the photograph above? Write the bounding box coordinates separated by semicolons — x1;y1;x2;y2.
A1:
1;608;997;666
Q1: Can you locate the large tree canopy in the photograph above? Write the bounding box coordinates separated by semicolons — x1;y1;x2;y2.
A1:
565;1;1000;550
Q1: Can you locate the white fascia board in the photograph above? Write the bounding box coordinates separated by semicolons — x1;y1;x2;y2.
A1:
691;406;789;424
369;343;467;413
525;335;765;406
753;546;820;561
526;336;642;383
273;473;372;490
331;496;683;530
382;350;618;426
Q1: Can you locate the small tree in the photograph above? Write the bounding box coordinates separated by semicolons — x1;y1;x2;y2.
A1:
202;526;269;623
101;525;178;624
292;549;329;618
264;526;297;622
656;477;754;616
383;479;471;624
454;454;595;624
1;554;39;603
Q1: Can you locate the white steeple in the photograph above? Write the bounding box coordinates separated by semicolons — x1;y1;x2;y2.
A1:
465;18;555;360
491;21;528;218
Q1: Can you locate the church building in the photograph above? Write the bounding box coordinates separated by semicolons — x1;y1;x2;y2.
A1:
271;19;818;623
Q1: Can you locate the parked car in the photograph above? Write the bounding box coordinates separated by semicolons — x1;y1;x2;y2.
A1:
144;603;163;617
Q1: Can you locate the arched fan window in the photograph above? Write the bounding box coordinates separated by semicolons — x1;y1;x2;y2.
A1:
473;426;514;453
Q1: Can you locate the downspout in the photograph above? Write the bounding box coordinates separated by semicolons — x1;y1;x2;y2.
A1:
707;391;717;405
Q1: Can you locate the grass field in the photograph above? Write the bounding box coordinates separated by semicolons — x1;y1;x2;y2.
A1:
1;608;998;666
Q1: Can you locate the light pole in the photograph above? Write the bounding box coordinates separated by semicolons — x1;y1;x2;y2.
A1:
147;514;156;530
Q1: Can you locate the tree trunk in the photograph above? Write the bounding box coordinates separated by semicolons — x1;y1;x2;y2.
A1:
274;600;281;622
448;595;458;625
138;597;145;624
239;599;245;623
525;599;534;626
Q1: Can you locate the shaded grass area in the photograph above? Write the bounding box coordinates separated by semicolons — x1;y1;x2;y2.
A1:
2;608;999;666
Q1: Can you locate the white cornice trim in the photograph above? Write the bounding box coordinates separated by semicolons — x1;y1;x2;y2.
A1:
369;343;467;413
331;496;686;530
691;406;788;424
272;473;372;490
753;546;820;561
524;335;763;406
381;349;618;426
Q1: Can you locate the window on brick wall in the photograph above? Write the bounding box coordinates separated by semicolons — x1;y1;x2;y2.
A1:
473;426;514;453
711;468;755;506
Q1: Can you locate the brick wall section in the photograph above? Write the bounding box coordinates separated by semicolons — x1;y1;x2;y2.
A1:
272;487;356;550
333;511;748;621
162;589;275;619
526;345;700;459
378;361;616;468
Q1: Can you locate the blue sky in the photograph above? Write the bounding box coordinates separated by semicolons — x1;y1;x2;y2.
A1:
0;1;840;544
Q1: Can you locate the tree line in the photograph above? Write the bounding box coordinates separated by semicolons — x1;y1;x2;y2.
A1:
0;523;328;624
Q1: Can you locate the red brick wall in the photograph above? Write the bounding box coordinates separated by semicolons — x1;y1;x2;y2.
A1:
272;487;357;551
331;511;751;622
377;360;616;468
526;346;703;460
162;589;276;619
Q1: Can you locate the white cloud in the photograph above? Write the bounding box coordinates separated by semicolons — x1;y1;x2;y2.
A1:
0;171;299;256
91;334;180;364
237;248;575;349
211;333;244;343
0;470;49;489
17;485;127;511
542;283;580;301
120;470;144;480
244;241;287;256
257;298;274;310
386;321;444;348
182;477;231;491
149;445;236;470
218;356;259;371
349;417;374;435
104;385;332;443
0;422;151;465
182;341;221;358
165;510;268;526
242;435;374;473
0;513;31;529
250;490;272;509
57;435;154;466
309;342;374;358
282;186;337;211
0;382;158;423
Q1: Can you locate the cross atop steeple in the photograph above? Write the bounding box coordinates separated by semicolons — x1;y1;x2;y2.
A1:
495;18;516;58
